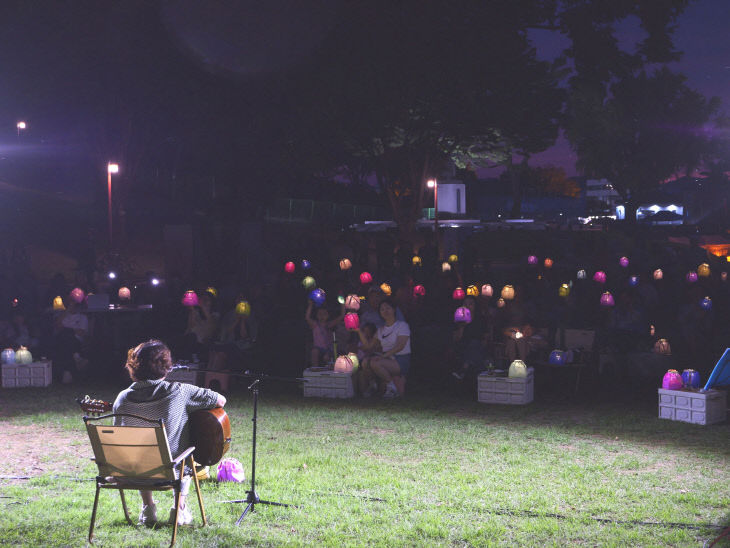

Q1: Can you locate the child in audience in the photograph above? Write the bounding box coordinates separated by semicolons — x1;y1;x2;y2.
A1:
305;299;345;366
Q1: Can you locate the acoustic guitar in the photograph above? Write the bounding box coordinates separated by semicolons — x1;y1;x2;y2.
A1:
77;395;231;466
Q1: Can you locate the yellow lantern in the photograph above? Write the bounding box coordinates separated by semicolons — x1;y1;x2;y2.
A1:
466;285;479;297
653;269;663;281
235;300;251;316
380;283;392;296
205;286;218;298
497;298;505;308
481;284;493;297
558;283;570;298
508;360;528;378
501;285;515;300
53;296;65;311
412;256;422;267
442;262;451;272
448;254;459;264
339;258;352;271
698;263;711;278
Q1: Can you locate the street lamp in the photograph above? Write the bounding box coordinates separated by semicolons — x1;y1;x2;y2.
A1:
16;121;26;137
427;178;439;230
107;162;119;247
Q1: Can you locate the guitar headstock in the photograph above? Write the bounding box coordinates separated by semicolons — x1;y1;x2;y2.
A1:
77;395;113;416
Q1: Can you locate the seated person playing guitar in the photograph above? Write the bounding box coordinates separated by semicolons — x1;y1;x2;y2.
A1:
113;339;226;527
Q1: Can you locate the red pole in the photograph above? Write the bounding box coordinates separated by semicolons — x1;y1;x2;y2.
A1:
108;170;113;247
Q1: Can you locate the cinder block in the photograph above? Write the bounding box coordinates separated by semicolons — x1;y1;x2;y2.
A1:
658;388;726;425
303;368;354;398
478;368;534;405
2;360;52;388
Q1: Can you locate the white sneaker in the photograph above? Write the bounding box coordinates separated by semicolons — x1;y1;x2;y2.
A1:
138;503;157;526
383;381;399;399
169;503;193;526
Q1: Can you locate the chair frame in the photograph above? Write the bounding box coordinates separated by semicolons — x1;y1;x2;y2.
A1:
84;413;207;547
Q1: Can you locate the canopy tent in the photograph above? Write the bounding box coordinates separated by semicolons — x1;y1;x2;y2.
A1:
704;348;730;391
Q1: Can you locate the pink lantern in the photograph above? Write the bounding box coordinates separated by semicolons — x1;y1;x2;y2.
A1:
217;458;246;482
118;287;131;301
662;369;684;391
600;291;615;307
344;312;360;330
359;272;373;285
345;294;360;310
454;306;472;323
182;290;199;307
593;271;607;284
653;268;663;280
481;284;493;297
527;255;538;266
284;261;295;273
412;284;426;298
619;256;629;268
686;271;698;283
452;287;466;300
70;287;85;304
334;354;354;373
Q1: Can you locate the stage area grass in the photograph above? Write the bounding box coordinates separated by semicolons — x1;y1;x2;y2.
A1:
1;381;728;547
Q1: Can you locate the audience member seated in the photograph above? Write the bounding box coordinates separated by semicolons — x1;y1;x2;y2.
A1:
52;299;89;383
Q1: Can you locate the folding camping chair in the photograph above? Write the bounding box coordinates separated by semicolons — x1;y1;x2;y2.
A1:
84;413;207;547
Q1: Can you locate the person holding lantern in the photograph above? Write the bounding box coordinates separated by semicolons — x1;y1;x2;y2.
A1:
305;299;345;366
450;296;489;381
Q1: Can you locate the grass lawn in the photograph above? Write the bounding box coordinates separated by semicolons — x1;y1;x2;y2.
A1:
1;381;729;547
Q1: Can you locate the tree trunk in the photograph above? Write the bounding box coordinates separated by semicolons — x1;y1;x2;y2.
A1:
508;156;525;219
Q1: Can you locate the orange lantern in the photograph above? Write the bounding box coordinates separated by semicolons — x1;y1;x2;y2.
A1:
118;287;131;301
339;258;352;271
697;263;711;278
380;283;392;296
543;258;554;269
412;256;422;267
501;285;515;300
53;296;66;311
466;285;479;297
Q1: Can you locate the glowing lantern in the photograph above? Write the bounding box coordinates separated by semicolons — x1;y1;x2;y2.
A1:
345;294;361;310
600;291;615;307
662;369;683;390
628;275;639;287
70;287;85;303
235;301;251;316
653;269;663;280
454;306;472;323
619;256;629;268
118;287;131;301
412;285;426;298
682;369;701;389
347;353;360;371
558;284;570;298
302;276;316;290
497;298;505;308
11;298;19;308
339;258;352;271
205;286;218;298
380;283;392;296
53;296;66;311
301;259;311;270
182;291;199;307
508;360;528;378
412;256;422;267
501;285;515;300
698;263;711;278
448;254;459;264
284;261;295;273
543;258;554;269
577;269;587;280
333;354;354;373
15;346;32;365
654;338;672;355
359;272;373;285
344;312;360;330
337;295;345;304
466;285;479;297
686;271;698;283
722;272;728;282
527;255;538;266
452;287;466;300
481;284;493;297
309;288;326;307
549;350;566;365
650;324;655;336
700;296;712;310
593;271;607;284
1;348;15;364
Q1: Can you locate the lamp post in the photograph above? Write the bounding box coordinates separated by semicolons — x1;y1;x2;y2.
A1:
107;162;119;247
16;121;26;137
427;178;441;258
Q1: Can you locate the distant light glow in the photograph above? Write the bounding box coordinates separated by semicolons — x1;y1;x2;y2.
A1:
151;278;160;286
427;179;436;188
108;271;117;280
16;121;26;130
107;163;119;174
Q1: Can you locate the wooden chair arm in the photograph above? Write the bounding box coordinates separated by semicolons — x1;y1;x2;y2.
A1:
172;446;196;466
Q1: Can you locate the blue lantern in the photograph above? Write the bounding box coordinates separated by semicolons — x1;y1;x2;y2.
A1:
681;369;701;389
309;288;326;306
628;275;639;287
700;296;712;310
301;259;311;270
548;350;566;365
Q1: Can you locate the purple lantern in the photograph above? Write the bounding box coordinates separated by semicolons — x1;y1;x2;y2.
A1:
181;290;199;307
686;271;698;283
70;287;85;304
454;306;472;323
600;291;615;307
662;369;684;390
681;369;701;389
593;271;607;284
527;255;538;266
217;458;246;482
344;312;360;330
700;296;712;310
309;288;326;307
619;256;629;268
628;275;639;287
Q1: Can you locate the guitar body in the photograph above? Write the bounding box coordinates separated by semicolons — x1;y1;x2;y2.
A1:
188;407;232;466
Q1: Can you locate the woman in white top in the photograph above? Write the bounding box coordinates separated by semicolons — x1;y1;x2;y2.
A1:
358;299;410;398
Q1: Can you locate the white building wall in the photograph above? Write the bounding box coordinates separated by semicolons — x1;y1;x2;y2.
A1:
437;183;466;214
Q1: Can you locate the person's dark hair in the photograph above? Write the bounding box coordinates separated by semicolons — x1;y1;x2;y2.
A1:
125;339;172;381
378;298;396;316
361;322;377;336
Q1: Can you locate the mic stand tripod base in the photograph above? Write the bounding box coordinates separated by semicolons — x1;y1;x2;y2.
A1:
234;489;291;525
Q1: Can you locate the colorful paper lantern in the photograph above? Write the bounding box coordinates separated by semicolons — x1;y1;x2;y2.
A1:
334;354;354;373
442;262;451;272
508;360;528;378
205;286;218;298
650;324;655;336
15;346;32;365
558;283;570;298
412;285;426;298
70;287;85;304
182;290;199;307
593;271;607;284
619;256;629;268
549;350;566;365
600;291;615;307
344;312;360;330
217;458;246;483
682;369;701;389
359;272;373;284
380;283;392;296
653;268;663;280
118;287;131;301
662;369;683;390
1;348;15;365
527;255;538;266
448;254;459;264
452;287;466;300
339;258;352;271
481;284;493;297
628;275;639;287
496;298;505;308
412;256;422;267
301;259;311;270
698;263;711;278
501;285;515;300
235;301;251;316
302;276;316;290
345;294;361;310
654;338;672;355
577;269;587;280
309;288;326;307
686;271;698;283
454;306;472;323
284;261;296;273
466;285;479;297
700;296;712;310
347;352;360;371
543;258;554;269
53;296;66;311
